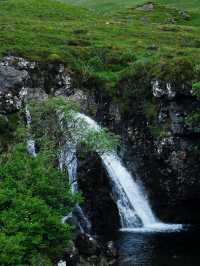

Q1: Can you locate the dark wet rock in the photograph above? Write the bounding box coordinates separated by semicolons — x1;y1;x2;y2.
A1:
78;255;117;266
0;65;29;113
104;241;118;258
67;89;88;112
0;65;28;89
152;81;176;99
77;152;120;236
0;56;36;70
75;233;100;256
62;211;82;239
22;87;48;102
0;56;74;114
64;236;118;266
113;79;200;223
63;240;80;266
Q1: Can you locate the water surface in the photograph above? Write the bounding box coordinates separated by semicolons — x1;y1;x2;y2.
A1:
116;227;200;266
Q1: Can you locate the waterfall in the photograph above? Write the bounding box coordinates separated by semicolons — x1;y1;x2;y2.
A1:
59;147;78;193
59;145;91;233
77;113;183;232
25;106;182;233
101;153;157;227
25;106;36;157
77;113;156;227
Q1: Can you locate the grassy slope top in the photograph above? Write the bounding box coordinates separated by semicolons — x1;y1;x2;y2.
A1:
0;0;200;86
61;0;200;12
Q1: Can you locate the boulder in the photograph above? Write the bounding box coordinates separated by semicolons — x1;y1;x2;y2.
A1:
75;233;100;256
179;10;191;20
0;65;28;113
104;241;118;258
136;3;154;12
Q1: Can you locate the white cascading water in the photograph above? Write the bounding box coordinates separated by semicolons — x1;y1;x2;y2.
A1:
77;113;183;232
59;145;91;233
25;108;91;233
59;147;78;193
25;106;36;157
101;153;157;227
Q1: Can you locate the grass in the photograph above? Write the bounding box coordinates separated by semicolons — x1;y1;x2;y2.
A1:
0;0;200;90
61;0;200;12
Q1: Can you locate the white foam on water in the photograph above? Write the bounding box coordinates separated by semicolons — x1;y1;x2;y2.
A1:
120;223;183;233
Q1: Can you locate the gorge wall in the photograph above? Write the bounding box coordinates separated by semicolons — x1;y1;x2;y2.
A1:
1;56;200;229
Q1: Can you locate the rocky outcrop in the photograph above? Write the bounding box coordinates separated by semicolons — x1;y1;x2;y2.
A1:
0;65;28;113
62;234;118;266
0;56;74;115
136;3;155;12
1;55;200;226
109;75;200;224
0;56;120;266
146;80;200;223
75;62;200;224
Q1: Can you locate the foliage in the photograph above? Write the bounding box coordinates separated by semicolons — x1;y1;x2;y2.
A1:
0;144;79;265
0;96;118;265
0;113;20;153
28;97;119;154
0;0;200;93
192;82;200;97
185;82;200;131
81;128;120;155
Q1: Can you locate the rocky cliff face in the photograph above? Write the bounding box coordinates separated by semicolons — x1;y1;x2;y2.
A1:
95;74;200;224
76;61;200;224
145;81;200;223
1;56;200;226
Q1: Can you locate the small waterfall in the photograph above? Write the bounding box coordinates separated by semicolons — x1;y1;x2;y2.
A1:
101;153;157;227
59;145;91;233
77;114;156;227
59;147;78;193
25;106;36;157
25;106;182;235
77;114;183;231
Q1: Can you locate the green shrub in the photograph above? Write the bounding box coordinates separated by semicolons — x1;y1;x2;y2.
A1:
0;144;79;265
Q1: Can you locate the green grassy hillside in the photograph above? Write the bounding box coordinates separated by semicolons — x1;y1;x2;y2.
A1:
60;0;145;12
0;0;200;89
61;0;200;12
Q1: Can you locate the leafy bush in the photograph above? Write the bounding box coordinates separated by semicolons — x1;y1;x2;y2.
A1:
192;82;200;97
185;82;200;130
0;144;79;265
28;97;119;154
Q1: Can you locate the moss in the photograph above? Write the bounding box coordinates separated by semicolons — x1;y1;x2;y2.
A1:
0;113;20;152
149;125;170;138
151;57;195;86
143;100;158;123
47;53;62;62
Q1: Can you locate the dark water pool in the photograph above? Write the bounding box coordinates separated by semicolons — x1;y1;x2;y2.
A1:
116;227;200;266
